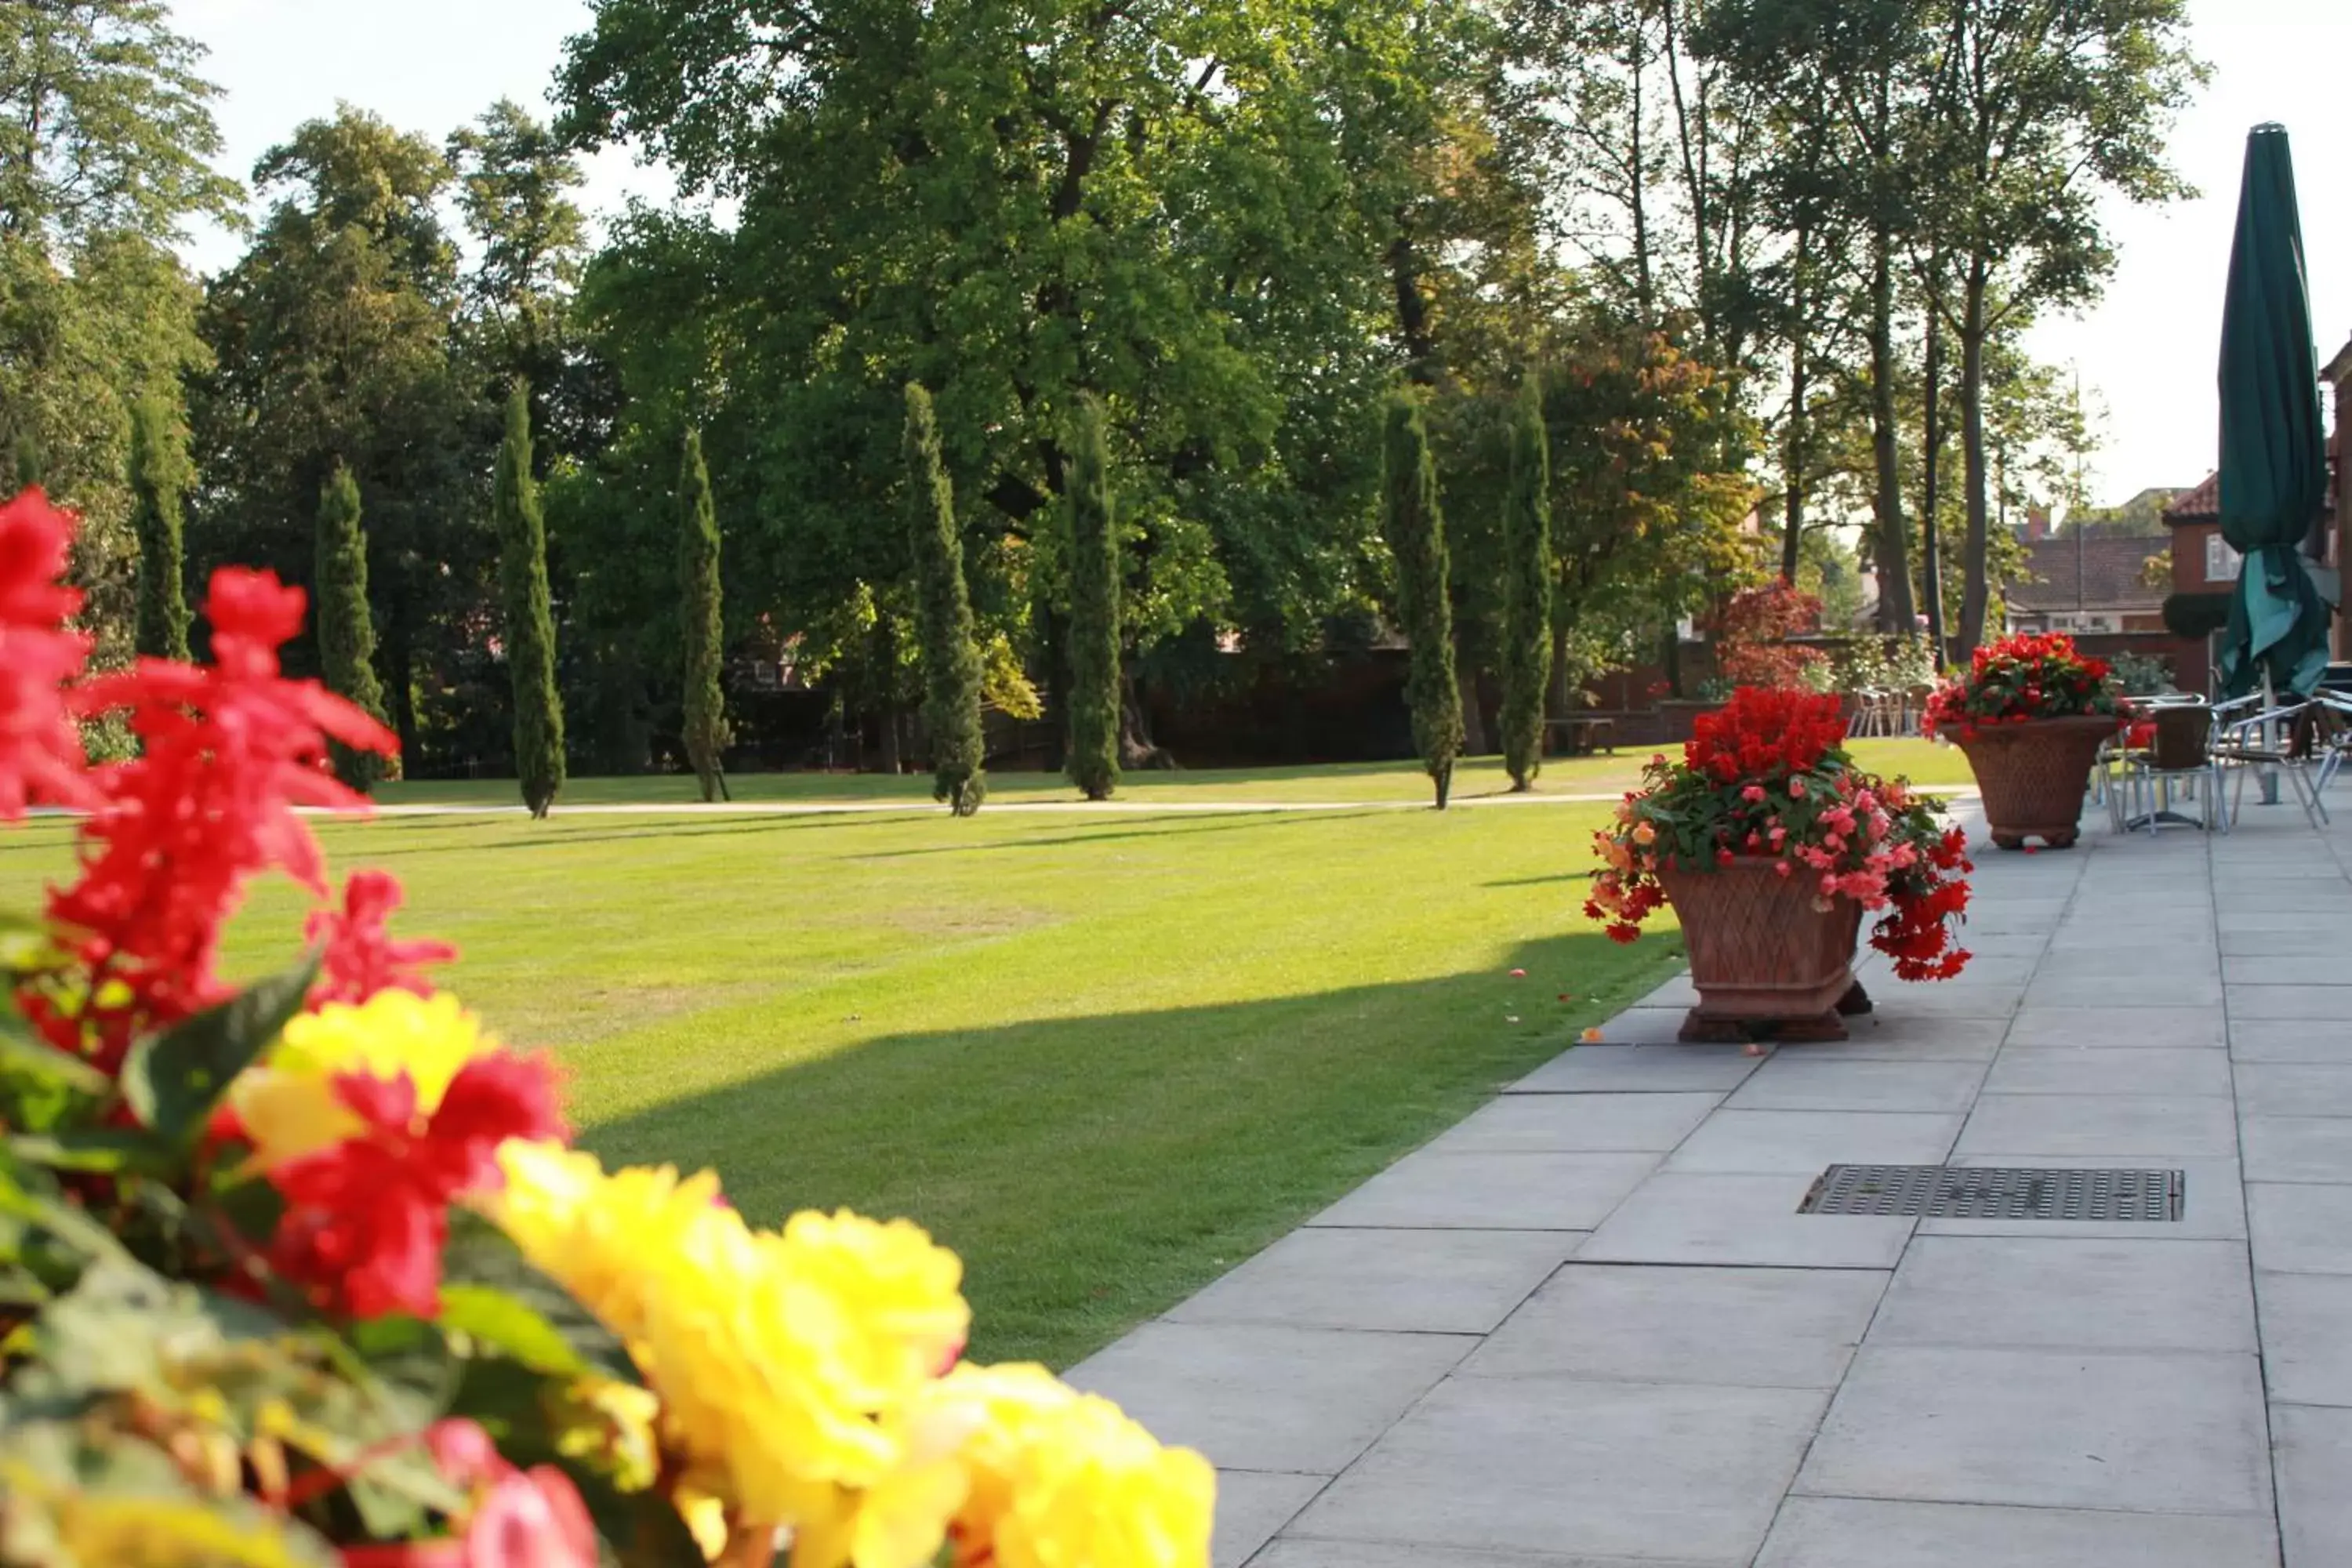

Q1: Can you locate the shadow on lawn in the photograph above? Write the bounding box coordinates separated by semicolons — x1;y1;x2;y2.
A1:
849;810;1388;858
577;927;1679;1369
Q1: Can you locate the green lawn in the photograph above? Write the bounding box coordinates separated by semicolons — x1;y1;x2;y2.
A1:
369;738;1973;809
0;775;1708;1367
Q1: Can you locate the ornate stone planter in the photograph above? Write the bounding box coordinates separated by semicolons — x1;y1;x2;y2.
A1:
1951;713;2117;851
1657;857;1867;1042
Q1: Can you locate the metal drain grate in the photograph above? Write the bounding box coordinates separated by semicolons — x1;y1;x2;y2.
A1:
1798;1164;2183;1221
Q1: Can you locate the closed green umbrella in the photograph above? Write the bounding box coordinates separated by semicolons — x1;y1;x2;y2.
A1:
2216;123;2331;699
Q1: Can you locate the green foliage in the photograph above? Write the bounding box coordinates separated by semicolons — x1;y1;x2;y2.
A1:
2163;591;2233;641
118;956;318;1152
313;464;389;793
904;386;986;817
1381;393;1464;808
495;383;566;818
1065;398;1121;803
1500;376;1552;791
676;428;730;802
191;107;468;758
127;389;191;660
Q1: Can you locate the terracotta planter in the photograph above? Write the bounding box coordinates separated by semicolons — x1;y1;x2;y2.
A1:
1657;858;1867;1043
1951;713;2116;851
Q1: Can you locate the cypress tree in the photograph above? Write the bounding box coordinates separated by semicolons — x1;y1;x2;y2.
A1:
314;462;390;791
495;382;565;818
1380;391;1464;808
128;391;193;660
1065;395;1120;801
677;427;731;802
904;384;987;816
1500;374;1553;792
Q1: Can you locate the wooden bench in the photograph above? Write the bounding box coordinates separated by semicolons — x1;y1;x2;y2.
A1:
1545;716;1618;756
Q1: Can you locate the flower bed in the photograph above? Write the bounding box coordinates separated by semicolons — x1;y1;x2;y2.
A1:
0;486;1211;1567
1588;687;1973;985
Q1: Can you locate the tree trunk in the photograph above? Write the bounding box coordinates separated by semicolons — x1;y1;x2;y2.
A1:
1958;260;1992;655
1549;622;1572;717
1867;221;1915;634
1920;282;1948;669
1118;671;1171;769
1457;655;1490;757
1781;245;1810;584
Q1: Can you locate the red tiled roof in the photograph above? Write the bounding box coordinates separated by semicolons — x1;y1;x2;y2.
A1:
2165;471;2220;522
2005;535;2169;612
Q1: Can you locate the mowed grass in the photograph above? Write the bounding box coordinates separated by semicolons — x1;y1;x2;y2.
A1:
0;777;1700;1367
371;738;1973;809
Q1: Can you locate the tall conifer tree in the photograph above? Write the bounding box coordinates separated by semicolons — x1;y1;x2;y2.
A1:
314;463;389;791
677;427;731;802
904;384;987;815
128;391;192;660
1500;375;1552;791
1381;392;1463;808
1065;397;1120;802
495;382;565;817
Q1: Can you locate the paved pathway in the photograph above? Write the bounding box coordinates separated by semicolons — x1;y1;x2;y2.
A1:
1069;797;2352;1567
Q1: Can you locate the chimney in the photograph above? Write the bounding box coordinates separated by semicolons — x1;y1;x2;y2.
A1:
2024;506;2053;541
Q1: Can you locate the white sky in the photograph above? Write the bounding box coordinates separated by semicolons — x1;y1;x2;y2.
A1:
172;0;2349;510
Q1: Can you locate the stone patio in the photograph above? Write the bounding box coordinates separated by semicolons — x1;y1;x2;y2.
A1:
1069;797;2352;1567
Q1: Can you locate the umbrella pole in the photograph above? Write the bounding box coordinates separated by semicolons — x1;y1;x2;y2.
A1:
2261;670;2282;804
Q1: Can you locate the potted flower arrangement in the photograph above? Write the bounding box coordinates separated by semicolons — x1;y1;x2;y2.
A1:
1922;631;2122;850
0;488;1212;1566
1586;687;1973;1042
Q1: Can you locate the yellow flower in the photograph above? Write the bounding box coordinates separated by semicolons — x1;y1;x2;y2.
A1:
485;1144;973;1559
928;1363;1215;1568
230;990;494;1171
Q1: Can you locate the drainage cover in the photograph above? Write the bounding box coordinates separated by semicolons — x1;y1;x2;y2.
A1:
1798;1164;2183;1221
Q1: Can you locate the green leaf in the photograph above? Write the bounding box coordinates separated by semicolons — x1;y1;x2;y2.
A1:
121;955;320;1149
0;1012;111;1100
7;1127;174;1178
440;1210;638;1385
438;1283;590;1378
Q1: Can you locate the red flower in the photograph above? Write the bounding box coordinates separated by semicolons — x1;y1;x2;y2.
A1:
268;1051;563;1319
34;569;398;1068
310;871;458;1008
0;489;96;820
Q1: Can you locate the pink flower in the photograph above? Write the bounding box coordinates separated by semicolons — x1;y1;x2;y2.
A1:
1788;779;1806;798
1740;784;1767;804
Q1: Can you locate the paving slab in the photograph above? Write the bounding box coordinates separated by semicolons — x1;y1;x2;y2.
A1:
1251;1542;1719;1568
1867;1236;2256;1352
1422;1092;1719;1155
1461;1264;1886;1389
2005;1005;2228;1048
2237;1064;2352;1116
1953;1090;2239;1158
1757;1016;2005;1059
2027;969;2223;1007
2033;946;2219;978
2248;1182;2352;1275
2256;1270;2352;1407
1796;1344;2272;1515
2228;955;2352;986
2230;1018;2352;1061
1577;1172;1914;1269
2242;1116;2352;1183
1212;1471;1325;1568
1918;1155;2247;1240
1509;1045;1761;1094
2223;926;2350;956
1566;1007;1691;1046
1663;1109;1962;1174
1306;1151;1658;1232
2274;1403;2352;1568
1753;1497;2279;1568
1064;1320;1471;1475
1167;1225;1574;1334
1983;1047;2234;1098
1726;1057;1987;1112
1290;1375;1825;1563
2231;985;2352;1022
